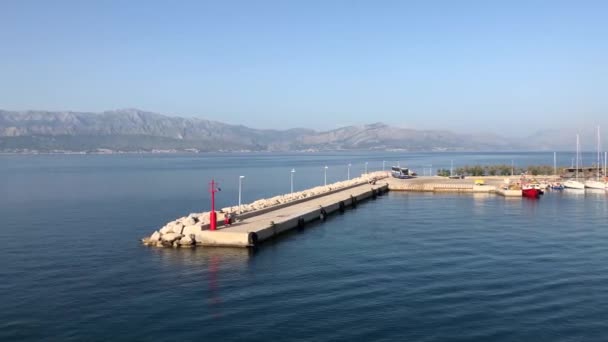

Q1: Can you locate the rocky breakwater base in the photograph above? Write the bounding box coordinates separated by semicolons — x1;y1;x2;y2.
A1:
142;171;388;248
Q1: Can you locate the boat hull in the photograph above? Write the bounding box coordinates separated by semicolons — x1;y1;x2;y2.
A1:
564;180;585;189
585;180;606;189
522;188;540;198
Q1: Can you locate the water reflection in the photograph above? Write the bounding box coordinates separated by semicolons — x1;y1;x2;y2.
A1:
207;254;222;318
471;193;491;215
147;246;256;318
585;189;607;197
562;188;586;197
150;246;254;268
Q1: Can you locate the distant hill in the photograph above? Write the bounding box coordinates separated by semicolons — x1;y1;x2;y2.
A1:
0;108;531;152
524;128;607;152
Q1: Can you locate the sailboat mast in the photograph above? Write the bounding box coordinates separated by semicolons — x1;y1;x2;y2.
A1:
553;152;557;176
597;126;601;180
576;134;579;180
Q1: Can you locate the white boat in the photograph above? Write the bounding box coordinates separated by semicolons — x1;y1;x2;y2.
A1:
585;126;606;189
565;134;586;190
584;180;605;189
564;179;585;189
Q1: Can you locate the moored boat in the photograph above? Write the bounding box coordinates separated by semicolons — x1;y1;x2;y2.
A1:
528;182;545;194
585;126;605;190
584;180;606;189
564;180;585;189
522;187;540;198
565;134;585;190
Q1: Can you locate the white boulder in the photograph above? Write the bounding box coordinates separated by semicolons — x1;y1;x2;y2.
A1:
150;231;161;241
161;232;182;242
182;224;203;237
179;235;194;246
159;225;173;234
182;216;196;226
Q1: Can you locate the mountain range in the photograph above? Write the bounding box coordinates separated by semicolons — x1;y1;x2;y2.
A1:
0;109;597;153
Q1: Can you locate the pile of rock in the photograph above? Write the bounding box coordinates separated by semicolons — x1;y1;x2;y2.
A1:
141;171;387;248
141;214;206;248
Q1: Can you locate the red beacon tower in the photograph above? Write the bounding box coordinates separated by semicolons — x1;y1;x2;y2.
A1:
209;179;220;230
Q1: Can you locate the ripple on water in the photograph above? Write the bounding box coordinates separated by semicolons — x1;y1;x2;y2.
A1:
2;186;608;341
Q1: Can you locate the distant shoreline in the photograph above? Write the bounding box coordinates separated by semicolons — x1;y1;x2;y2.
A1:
0;149;587;156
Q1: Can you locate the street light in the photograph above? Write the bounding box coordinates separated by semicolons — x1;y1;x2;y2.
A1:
347;163;351;180
324;165;328;186
365;162;368;174
238;176;245;213
290;168;295;193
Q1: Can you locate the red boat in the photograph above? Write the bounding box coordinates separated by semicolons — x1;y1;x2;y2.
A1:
522;188;540;198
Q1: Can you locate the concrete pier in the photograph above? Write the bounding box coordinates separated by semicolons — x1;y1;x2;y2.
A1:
142;172;389;248
198;182;388;247
142;173;558;248
386;177;497;193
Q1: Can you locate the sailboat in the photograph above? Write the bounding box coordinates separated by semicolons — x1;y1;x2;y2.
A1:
605;151;608;189
585;126;605;189
564;134;585;189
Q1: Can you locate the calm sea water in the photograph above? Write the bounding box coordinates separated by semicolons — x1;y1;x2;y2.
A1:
1;152;607;341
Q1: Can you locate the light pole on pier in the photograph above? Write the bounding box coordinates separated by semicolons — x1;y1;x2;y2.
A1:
365;162;368;174
290;169;295;194
324;165;328;186
238;175;245;214
347;163;351;180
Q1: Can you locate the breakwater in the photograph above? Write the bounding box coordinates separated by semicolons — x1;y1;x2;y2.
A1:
142;171;387;248
142;174;563;248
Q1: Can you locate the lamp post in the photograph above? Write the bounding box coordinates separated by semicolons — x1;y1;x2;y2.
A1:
324;165;328;186
347;163;351;180
238;175;245;214
290;168;295;194
365;162;368;174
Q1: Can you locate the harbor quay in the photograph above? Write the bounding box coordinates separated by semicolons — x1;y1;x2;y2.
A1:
141;173;561;248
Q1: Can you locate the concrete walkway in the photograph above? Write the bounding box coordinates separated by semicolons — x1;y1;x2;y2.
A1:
198;181;388;247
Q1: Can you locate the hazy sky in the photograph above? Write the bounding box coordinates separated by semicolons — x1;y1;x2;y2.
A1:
1;0;607;135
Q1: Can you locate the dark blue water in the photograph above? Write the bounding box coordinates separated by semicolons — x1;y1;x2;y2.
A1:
1;152;607;341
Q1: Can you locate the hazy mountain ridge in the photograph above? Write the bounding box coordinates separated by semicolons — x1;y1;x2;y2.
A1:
0;109;543;152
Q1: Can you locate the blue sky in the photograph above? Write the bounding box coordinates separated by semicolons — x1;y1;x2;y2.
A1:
1;0;607;135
